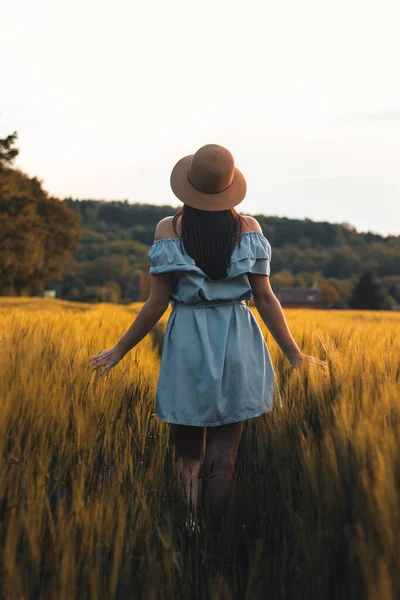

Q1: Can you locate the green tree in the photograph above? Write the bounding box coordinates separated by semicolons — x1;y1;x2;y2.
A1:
349;271;384;310
323;246;363;279
0;131;19;172
0;152;82;295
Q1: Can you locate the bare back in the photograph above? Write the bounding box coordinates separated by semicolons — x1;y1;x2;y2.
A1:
154;213;262;240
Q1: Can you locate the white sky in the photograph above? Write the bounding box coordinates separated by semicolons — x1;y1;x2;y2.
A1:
1;0;399;236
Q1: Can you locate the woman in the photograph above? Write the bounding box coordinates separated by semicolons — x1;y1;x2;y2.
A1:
89;144;327;533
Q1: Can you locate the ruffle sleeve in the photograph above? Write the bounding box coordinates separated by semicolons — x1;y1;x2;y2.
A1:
148;238;197;275
228;232;271;278
148;232;271;278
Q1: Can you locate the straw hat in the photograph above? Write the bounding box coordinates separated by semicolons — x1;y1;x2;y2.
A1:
170;144;247;211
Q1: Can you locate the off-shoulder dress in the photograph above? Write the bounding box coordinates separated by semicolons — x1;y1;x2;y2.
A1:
147;231;281;426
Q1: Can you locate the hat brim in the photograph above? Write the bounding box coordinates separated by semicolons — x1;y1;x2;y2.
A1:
170;155;247;211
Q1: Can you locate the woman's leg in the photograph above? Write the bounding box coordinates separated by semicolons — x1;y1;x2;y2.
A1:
169;424;206;519
203;421;245;532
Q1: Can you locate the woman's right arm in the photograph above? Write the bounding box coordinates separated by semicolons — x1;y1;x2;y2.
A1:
248;273;327;370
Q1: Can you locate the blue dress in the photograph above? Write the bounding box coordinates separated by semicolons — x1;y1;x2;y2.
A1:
148;231;280;427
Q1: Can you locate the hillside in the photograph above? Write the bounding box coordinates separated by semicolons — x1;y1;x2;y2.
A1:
57;199;400;306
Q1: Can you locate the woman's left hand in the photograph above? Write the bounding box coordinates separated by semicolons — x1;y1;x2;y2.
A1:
89;346;125;376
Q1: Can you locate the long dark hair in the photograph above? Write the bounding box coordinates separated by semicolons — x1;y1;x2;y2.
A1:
172;205;248;281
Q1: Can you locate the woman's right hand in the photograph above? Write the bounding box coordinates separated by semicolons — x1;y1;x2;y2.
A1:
287;352;328;371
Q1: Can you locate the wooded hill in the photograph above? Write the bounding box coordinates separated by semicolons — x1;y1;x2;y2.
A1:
57;199;400;307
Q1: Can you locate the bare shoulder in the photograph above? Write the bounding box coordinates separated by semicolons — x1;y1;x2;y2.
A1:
154;216;181;240
239;215;263;233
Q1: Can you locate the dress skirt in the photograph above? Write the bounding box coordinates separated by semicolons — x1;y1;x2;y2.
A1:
154;298;279;427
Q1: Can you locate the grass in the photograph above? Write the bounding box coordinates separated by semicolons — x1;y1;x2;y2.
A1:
0;298;399;599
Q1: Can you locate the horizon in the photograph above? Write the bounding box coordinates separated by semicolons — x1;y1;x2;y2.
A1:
1;0;399;237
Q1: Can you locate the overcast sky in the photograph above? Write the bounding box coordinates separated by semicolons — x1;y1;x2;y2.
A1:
1;0;399;236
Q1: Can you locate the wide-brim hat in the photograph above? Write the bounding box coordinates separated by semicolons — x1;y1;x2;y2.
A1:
170;144;247;211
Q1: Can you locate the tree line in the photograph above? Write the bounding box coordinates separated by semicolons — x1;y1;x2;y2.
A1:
61;199;400;308
0;132;81;296
1;131;399;309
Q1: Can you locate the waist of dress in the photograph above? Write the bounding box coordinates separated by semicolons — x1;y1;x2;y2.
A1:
171;299;250;309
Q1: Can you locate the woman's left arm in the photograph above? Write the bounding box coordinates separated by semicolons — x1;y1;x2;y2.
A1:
89;273;173;375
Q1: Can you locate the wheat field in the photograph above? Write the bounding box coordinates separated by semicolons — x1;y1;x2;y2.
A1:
0;298;399;599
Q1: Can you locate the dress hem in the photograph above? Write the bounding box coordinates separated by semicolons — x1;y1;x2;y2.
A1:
155;405;272;427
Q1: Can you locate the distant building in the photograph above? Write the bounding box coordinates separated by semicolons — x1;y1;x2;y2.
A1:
275;287;324;309
43;290;56;299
